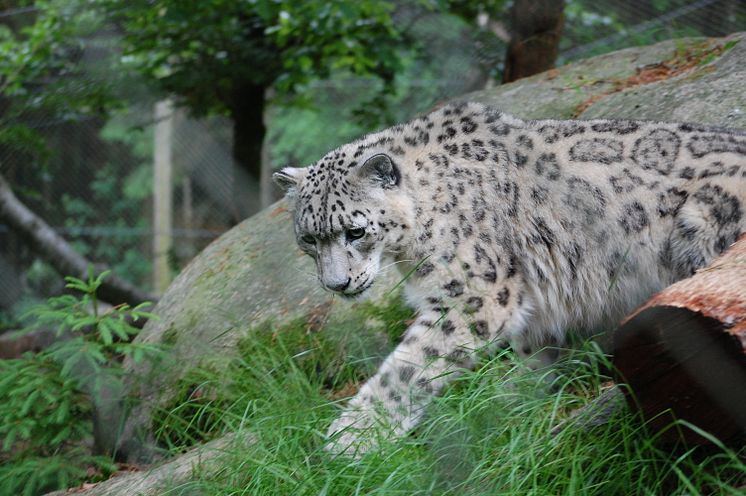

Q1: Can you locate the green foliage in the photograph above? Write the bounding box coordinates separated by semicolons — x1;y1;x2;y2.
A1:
0;353;89;453
0;270;158;495
358;296;415;345
0;1;102;104
267;80;376;166
268;13;489;167
0;0;119;162
561;0;745;64
0;1;157;291
96;0;503;120
99;0;397;115
99;109;154;166
0;453;115;496
58;110;155;288
28;271;158;369
0;353;107;495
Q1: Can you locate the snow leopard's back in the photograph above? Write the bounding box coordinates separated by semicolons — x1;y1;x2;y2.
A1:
377;103;746;341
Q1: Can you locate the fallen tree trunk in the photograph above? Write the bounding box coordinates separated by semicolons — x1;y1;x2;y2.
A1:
0;327;58;359
44;432;256;496
614;234;746;444
0;172;157;306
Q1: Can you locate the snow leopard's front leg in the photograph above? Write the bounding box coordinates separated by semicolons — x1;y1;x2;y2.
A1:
325;282;526;456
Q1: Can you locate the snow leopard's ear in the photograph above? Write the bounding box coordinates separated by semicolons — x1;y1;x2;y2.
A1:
273;167;305;194
358;153;400;189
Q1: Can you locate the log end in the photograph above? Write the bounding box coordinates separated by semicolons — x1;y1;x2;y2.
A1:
614;305;746;445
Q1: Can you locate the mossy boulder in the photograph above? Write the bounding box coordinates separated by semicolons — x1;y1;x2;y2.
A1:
462;34;745;127
118;32;746;462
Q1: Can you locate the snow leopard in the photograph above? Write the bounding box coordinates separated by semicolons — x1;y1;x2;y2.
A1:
273;101;746;455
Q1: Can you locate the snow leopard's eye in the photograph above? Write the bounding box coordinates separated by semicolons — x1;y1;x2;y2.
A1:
300;234;316;245
346;227;365;241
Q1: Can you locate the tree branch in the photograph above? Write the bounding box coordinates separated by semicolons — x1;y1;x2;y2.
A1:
0;171;158;306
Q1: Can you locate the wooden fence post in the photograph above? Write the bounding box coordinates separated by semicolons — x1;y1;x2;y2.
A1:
153;100;174;294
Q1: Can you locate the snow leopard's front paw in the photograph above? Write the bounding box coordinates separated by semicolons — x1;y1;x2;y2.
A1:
324;399;404;458
324;408;384;458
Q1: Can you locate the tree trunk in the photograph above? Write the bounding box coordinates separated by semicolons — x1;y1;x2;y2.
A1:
230;82;266;219
0;172;157;306
502;0;565;83
614;234;746;445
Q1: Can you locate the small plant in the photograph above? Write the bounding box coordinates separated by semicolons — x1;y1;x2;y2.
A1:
26;270;159;389
0;270;159;495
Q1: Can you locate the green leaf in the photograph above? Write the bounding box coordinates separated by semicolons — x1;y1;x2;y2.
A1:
3;429;16;451
20;390;40;417
63;276;89;293
92;269;111;290
49;425;72;447
98;319;114;345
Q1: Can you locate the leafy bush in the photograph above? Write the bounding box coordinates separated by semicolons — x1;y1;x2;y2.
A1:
0;271;159;495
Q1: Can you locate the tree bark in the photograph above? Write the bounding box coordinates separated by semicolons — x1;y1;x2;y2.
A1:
614;234;746;445
230;82;266;219
502;0;565;83
0;172;157;306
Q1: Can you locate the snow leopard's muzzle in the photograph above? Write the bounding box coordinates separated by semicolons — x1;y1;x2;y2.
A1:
317;242;377;298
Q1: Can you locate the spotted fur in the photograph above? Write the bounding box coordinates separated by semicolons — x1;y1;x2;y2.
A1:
273;102;746;455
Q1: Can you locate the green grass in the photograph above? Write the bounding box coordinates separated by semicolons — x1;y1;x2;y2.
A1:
151;304;746;495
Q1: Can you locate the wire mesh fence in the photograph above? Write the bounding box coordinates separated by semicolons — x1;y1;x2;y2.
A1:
1;0;745;312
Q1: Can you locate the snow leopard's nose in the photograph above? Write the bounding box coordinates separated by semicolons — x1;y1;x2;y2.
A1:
318;241;352;292
327;277;351;292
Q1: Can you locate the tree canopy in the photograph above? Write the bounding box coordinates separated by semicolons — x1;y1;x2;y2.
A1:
103;0;409;114
93;0;507;203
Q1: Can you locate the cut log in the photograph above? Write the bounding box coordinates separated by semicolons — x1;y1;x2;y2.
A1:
613;234;746;444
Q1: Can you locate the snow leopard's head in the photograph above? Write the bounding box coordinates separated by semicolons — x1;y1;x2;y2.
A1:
273;149;413;298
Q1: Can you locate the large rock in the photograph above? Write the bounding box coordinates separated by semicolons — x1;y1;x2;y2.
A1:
118;33;746;462
463;33;746;128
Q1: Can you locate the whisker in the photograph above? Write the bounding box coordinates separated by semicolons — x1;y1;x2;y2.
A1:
379;259;414;272
291;266;321;281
